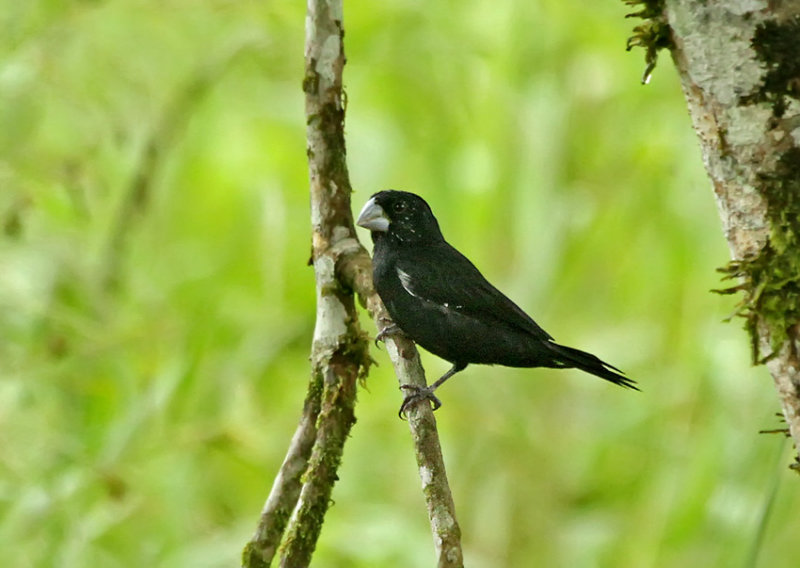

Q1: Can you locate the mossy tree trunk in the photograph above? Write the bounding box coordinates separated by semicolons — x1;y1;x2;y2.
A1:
629;1;800;469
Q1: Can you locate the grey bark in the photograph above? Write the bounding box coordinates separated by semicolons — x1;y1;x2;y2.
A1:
243;1;365;565
383;338;464;566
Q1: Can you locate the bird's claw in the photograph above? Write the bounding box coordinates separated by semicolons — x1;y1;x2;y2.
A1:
374;323;402;348
398;384;442;419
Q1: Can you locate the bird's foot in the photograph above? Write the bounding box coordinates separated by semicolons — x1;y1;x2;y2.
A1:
398;384;442;419
374;323;402;348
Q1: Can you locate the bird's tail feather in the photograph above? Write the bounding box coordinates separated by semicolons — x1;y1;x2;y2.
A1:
546;342;639;390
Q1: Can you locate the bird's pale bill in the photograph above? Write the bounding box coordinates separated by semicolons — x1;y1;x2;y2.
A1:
356;197;390;232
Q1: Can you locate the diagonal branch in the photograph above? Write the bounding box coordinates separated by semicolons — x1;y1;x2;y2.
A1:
338;250;464;567
383;337;464;566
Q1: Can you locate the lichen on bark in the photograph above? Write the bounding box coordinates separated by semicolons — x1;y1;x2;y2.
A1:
714;14;800;364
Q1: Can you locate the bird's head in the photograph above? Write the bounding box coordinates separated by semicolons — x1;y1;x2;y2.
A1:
356;190;444;245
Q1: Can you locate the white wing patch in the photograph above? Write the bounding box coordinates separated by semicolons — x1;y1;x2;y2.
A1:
396;267;464;310
397;267;420;298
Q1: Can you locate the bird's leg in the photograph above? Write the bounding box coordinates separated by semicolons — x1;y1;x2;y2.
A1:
374;319;403;347
398;362;467;419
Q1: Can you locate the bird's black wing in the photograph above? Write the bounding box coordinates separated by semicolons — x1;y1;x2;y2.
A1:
395;242;554;341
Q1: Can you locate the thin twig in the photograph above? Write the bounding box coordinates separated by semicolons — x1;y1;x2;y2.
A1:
338;250;464;567
385;337;464;567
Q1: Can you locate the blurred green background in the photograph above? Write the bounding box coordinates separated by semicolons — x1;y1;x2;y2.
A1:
2;1;797;567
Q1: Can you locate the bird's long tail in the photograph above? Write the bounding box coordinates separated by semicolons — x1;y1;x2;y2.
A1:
546;342;639;390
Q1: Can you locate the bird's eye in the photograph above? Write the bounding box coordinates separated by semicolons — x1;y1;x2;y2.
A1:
392;201;407;213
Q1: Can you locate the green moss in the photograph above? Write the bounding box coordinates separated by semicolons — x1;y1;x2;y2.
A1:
283;391;355;564
715;149;800;363
302;61;319;95
743;16;800;117
306;368;324;411
343;311;375;384
240;502;293;568
718;16;800;365
241;543;270;568
623;0;672;84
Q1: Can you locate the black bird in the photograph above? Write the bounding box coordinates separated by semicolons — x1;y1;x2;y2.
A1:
356;190;637;417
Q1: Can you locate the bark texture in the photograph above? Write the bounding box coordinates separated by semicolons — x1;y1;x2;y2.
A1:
243;1;368;566
654;1;800;468
277;0;368;564
382;338;464;566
